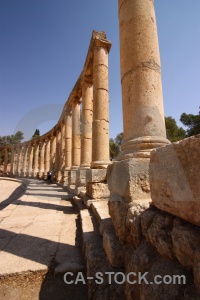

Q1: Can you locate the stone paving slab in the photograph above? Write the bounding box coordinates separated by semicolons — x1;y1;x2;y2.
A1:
0;178;85;277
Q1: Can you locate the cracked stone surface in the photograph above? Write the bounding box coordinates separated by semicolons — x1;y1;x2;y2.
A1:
0;178;85;276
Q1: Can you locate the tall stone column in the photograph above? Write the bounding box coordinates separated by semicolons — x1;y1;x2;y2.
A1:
23;145;28;177
54;130;61;181
33;142;39;177
107;0;170;243
76;78;93;192
50;134;56;173
39;140;45;178
44;138;50;178
64;111;72;185
58;124;65;182
91;39;111;169
81;78;93;168
3;147;8;176
16;145;22;176
71;98;81;169
118;0;169;158
28;143;33;177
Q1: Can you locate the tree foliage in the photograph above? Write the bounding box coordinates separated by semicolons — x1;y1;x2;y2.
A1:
165;117;186;142
180;108;200;137
109;132;123;159
32;129;40;139
0;131;24;146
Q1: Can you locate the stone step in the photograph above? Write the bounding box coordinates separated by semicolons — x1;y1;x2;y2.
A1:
79;209;126;300
91;201;124;268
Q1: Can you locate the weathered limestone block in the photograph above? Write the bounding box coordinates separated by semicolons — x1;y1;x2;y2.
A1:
102;221;124;268
145;211;175;260
108;158;151;203
76;169;87;186
126;200;150;248
69;170;77;185
150;135;200;226
108;200;131;243
86;169;107;183
171;221;200;269
86;182;110;199
140;258;191;300
125;241;159;300
141;206;157;238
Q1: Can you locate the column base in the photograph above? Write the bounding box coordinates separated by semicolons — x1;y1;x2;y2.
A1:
120;136;170;159
91;160;111;169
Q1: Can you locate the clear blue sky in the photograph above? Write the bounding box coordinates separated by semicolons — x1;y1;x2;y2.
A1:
0;0;200;141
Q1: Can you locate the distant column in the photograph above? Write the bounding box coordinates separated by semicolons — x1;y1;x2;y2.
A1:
71;98;81;169
39;140;45;178
28;143;33;177
65;111;72;170
51;134;56;172
33;142;39;177
44;138;50;178
118;0;169;158
23;144;28;177
55;130;61;180
17;146;22;176
81;78;93;169
91;38;111;168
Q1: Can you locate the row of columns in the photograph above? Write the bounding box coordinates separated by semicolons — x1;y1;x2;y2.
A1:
1;37;111;182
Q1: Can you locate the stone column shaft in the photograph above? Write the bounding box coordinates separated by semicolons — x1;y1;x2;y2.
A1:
10;146;15;176
34;143;39;177
44;139;50;177
65;112;72;170
119;0;169;158
39;141;45;178
71;100;81;169
17;146;22;176
23;145;28;176
51;135;56;171
91;41;111;168
28;144;33;176
81;80;93;168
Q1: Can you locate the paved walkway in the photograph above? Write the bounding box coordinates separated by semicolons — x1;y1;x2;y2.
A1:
0;178;85;276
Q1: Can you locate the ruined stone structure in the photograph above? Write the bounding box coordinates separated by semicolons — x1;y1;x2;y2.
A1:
0;1;200;299
0;30;111;202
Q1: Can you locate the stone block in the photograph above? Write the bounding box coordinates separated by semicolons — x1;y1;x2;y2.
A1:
144;211;175;260
74;186;86;196
140;258;191;300
76;169;87;186
107;158;151;203
103;223;124;268
86;182;110;199
126;200;150;248
69;170;77;185
86;169;107;183
171;222;200;269
150;135;200;226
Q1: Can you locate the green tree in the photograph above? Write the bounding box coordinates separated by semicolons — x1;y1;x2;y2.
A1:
165;117;186;142
32;129;40;139
109;132;123;159
180;108;200;137
0;131;24;146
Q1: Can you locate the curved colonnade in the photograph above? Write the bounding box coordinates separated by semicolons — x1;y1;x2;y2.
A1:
0;31;112;185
